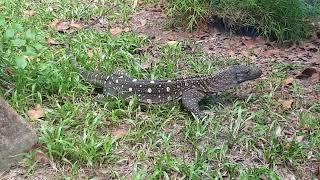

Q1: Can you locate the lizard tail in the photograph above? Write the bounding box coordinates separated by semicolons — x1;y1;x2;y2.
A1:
66;44;110;86
65;43;83;70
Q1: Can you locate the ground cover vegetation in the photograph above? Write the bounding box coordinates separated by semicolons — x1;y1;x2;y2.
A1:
168;0;320;41
0;0;319;179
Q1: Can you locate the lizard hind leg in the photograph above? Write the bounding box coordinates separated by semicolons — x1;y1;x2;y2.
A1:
181;89;207;119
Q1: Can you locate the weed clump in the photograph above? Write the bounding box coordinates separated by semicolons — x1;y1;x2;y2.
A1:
168;0;319;42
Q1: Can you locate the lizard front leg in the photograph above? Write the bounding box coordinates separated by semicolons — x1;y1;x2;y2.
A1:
182;89;206;118
95;88;115;102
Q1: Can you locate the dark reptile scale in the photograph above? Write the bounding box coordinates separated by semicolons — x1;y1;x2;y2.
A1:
110;77;205;104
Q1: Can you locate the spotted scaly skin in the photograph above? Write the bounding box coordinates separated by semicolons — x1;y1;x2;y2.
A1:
67;45;262;118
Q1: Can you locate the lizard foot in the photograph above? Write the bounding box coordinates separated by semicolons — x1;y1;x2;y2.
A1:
94;94;106;102
193;111;210;119
202;110;216;117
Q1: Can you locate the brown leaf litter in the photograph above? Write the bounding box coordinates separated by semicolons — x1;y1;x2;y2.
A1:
22;10;37;17
50;19;84;33
47;38;63;46
110;124;131;138
27;104;45;120
295;67;320;83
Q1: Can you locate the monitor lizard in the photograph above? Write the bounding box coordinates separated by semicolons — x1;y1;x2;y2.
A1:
66;45;262;118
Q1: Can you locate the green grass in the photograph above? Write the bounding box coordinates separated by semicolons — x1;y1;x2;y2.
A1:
167;0;211;30
1;0;319;179
168;0;319;42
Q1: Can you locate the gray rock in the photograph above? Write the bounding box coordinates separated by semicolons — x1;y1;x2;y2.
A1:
0;97;38;172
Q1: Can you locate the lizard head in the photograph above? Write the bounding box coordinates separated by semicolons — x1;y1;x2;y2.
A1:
228;65;262;83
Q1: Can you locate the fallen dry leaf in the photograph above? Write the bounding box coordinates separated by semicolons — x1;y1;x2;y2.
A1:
253;37;266;44
296;135;304;143
30;143;48;151
311;72;320;82
50;19;60;28
69;21;83;29
50;19;70;32
34;151;50;164
137;19;147;28
302;124;310;130
123;27;130;32
167;41;178;45
227;50;236;58
241;50;250;58
134;45;153;55
290;116;299;124
241;38;256;49
280;99;294;110
50;19;83;32
4;67;14;76
302;42;318;52
23;10;37;17
166;32;177;41
295;67;320;82
141;61;152;70
26;56;34;62
316;31;320;38
28;104;45;120
86;48;94;58
110;27;123;36
253;47;264;56
299;67;318;77
283;77;294;86
47;38;62;46
310;58;320;66
132;0;138;9
275;125;282;137
48;6;54;12
283;129;294;135
263;48;280;57
55;21;69;32
146;6;163;12
111;125;130;138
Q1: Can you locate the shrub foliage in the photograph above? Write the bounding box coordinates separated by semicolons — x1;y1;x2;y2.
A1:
168;0;319;41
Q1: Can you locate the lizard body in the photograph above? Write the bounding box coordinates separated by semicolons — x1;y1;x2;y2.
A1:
67;46;262;118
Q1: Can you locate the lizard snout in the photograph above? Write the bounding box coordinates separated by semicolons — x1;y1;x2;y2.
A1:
249;67;262;80
230;65;262;83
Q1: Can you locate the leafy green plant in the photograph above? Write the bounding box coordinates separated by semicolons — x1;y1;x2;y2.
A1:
303;0;320;19
168;0;317;41
1;19;44;69
167;0;211;30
